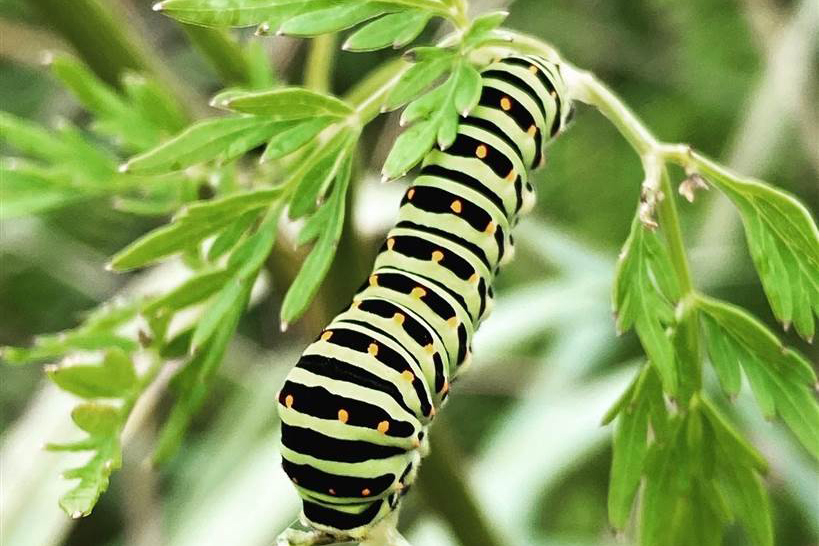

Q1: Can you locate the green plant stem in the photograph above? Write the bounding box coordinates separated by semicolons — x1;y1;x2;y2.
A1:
121;350;166;420
658;167;701;395
566;68;702;397
657;169;694;295
304;35;337;93
352;63;413;125
416;421;505;546
448;0;471;31
181;25;253;87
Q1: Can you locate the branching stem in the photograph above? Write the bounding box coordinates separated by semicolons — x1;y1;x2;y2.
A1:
490;30;709;398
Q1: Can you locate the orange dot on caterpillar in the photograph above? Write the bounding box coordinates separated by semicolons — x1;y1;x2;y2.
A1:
411;286;426;299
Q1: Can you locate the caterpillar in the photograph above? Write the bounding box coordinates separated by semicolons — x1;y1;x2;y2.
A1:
277;54;573;542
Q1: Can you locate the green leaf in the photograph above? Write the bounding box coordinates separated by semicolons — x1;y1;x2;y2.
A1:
260;116;333;162
3;331;137;364
47;349;137;399
717;462;772;546
0;160;82;218
698;295;816;385
702;398;772;546
227;208;281;277
384;57;483;177
183;188;282;221
601;366;641;426
640;409;734;546
695;156;819;340
154;0;331;28
384;52;454;110
191;210;279;350
113;195;180;217
700;397;767;472
743;354;778;418
207;210;259;260
436;104;460;149
288;130;355;218
51;403;122;517
50;55;125;121
219;88;353;119
122;116;289;174
399;78;449;126
121;71;187;133
697;294;819;459
342;9;430;51
70;403;121;436
109;188;281;270
160;329;194;359
0;112;72;161
153;288;247;464
280;154;352;327
156;0;445;29
701;314;742;396
404;45;453;63
383;119;438;178
295;198;333;247
453;63;482;116
2;301;140;365
144;269;235;315
613;215;681;394
753;362;819;460
639;417;687;546
631;393;772;546
190;280;246;351
462;10;508;47
279;1;397;36
608;366;652;529
50;55;159;150
110;219;229;271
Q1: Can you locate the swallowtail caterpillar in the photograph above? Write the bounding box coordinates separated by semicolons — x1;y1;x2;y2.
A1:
277;54;574;545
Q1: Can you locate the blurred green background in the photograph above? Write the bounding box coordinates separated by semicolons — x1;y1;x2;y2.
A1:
1;0;817;545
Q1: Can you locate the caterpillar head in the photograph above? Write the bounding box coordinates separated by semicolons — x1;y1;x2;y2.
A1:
483;55;573;170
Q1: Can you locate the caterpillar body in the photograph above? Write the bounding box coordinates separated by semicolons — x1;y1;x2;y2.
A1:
277;55;573;540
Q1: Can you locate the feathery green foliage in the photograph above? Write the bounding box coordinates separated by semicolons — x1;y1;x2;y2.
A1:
1;2;817;546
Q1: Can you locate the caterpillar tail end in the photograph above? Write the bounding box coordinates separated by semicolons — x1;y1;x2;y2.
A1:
275;524;335;546
275;510;409;546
